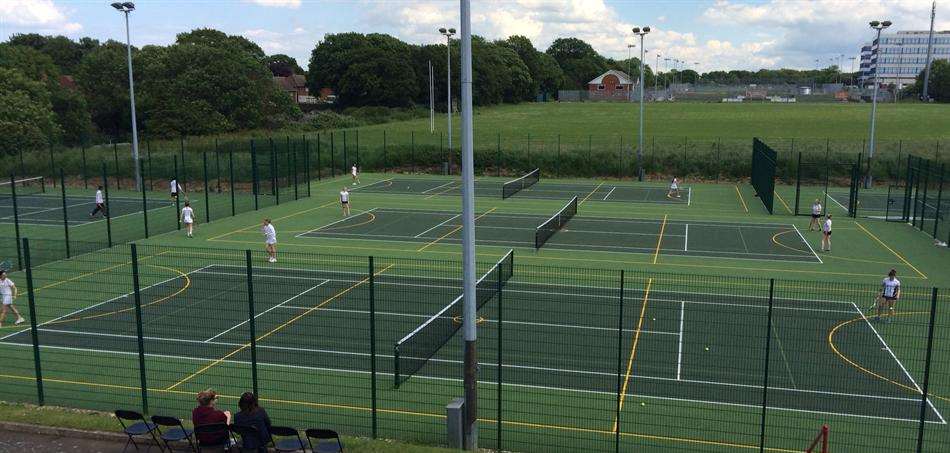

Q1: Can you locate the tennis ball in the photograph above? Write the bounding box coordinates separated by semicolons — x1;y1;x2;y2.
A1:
652;317;656;321
705;347;710;351
640;402;646;407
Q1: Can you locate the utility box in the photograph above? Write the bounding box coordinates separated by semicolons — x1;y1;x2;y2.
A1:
446;398;465;449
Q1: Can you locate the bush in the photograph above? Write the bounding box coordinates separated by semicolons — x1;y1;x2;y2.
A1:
308;111;362;130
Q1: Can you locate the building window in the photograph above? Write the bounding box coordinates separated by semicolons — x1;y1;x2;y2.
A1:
598;84;605;90
616;85;624;90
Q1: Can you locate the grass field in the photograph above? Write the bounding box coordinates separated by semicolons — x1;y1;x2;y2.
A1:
1;168;949;453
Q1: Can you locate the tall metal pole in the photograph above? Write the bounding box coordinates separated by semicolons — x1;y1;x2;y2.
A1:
429;60;435;133
458;1;477;449
115;4;141;192
633;27;650;181
655;53;661;95
867;21;891;188
922;1;936;102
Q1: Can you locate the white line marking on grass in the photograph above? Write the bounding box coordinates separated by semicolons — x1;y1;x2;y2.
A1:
421;180;458;194
684;224;689;251
203;280;329;343
687;187;692;206
349;178;391;192
793;223;822;264
603;187;616;201
677;301;685;380
414;213;460;238
825;191;849;212
295;208;377;238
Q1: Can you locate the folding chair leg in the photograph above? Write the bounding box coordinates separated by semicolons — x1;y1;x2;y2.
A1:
122;435;139;453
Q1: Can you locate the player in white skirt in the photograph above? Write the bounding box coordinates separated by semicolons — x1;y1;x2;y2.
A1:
181;201;195;237
351;164;360;185
262;218;277;263
667;178;681;198
0;270;24;327
821;214;833;252
808;199;822;231
340;187;351;217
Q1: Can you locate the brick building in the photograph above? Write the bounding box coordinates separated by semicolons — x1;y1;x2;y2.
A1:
587;70;635;101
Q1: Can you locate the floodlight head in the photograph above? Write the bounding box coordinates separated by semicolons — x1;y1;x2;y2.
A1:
643;26;651;33
869;20;880;27
111;2;134;12
439;27;447;33
122;2;135;9
448;28;456;34
632;27;640;34
881;20;892;27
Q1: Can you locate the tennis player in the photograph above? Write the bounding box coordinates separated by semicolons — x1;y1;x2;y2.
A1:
89;186;106;218
340;187;351;217
0;270;24;327
809;199;822;231
262;218;277;263
875;269;901;323
667;178;681;198
170;178;183;200
181;201;195;238
821;214;833;252
351;164;360;185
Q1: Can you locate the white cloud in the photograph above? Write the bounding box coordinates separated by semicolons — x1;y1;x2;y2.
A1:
0;0;82;34
243;0;302;8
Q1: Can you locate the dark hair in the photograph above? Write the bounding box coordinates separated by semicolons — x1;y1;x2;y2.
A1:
98;186;103;190
0;270;6;277
238;392;259;413
184;201;190;207
888;269;897;277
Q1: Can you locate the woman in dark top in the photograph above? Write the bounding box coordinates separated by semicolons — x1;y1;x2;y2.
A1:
191;389;231;445
233;392;272;452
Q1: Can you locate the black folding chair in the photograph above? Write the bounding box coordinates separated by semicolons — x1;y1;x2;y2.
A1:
115;409;160;453
306;429;343;453
229;424;270;452
269;426;306;452
193;423;231;452
151;415;196;452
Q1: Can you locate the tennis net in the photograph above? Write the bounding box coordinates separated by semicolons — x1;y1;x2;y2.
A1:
0;176;45;200
393;250;514;387
535;196;578;249
502;168;540;199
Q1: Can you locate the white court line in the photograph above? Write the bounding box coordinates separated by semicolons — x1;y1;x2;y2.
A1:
684;224;689;252
825;191;849;212
687;187;692;206
848;302;946;424
793;223;822;264
295;208;378;238
421;180;458;194
602;187;616;201
348;178;391;192
677;301;685;380
203;280;329;343
414;213;460;238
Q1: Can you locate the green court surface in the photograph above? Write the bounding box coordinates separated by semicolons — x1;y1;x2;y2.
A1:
0;193;175;226
352;176;691;204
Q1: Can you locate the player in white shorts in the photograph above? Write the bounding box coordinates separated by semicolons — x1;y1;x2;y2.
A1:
170;179;183;200
262;218;277;263
340;187;351;217
875;269;901;323
809;199;822;231
351;164;360;185
667;178;681;198
0;270;24;327
90;186;107;218
821;214;832;252
181;201;195;237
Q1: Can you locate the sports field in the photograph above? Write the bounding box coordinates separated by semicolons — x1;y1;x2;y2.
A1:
1;171;949;453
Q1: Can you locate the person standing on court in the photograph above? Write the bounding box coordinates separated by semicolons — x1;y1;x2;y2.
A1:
340;187;351;217
170;178;183;200
351;164;360;185
821;214;832;252
809;199;822;231
181;201;196;238
262;218;277;263
89;186;107;218
0;270;24;327
875;269;901;323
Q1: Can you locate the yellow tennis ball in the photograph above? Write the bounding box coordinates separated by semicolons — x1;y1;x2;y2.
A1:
705;347;710;351
640;402;645;407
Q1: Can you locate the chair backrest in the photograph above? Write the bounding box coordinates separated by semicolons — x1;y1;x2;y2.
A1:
269;426;299;437
305;429;339;440
115;409;145;422
194;422;230;445
150;415;183;428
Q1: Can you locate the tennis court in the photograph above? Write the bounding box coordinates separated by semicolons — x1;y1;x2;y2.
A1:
351;177;690;204
0;193;176;226
1;263;941;425
296;208;819;262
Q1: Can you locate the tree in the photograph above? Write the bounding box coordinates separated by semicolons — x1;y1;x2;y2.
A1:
910;59;950;102
308;33;417;108
6;34;94;74
176;28;266;62
0;67;60;155
75;41;131;137
0;44;60;80
545;38;607;90
265;54;304;77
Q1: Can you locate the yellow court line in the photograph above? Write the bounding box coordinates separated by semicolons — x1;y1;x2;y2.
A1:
734;185;749;213
207;199;338;241
20;251;167;298
416;207;497;252
165;263;394;391
612;278;652;432
580;181;606;205
774;191;792;214
652;215;667;265
854;221;927;279
317;212;377;232
770;230;810;254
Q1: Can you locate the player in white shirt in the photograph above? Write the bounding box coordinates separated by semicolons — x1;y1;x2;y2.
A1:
181;202;195;237
667;177;681;198
875;269;901;323
89;186;107;218
262;218;277;263
170;179;183;200
351;164;360;185
808;199;822;231
0;270;24;327
821;214;833;252
340;187;351;217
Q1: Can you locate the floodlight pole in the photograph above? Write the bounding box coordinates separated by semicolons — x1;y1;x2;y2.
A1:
922;1;936;102
867;20;891;188
429;60;435;133
114;2;141;191
633;27;650;181
458;0;477;450
654;53;661;96
440;28;456;151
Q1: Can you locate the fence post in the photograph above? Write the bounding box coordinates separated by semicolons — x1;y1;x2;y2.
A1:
382;130;388;170
102;163;113;247
229;150;236;217
556;134;561;178
916;287;939;453
202;152;211;223
81;146;88;189
758;279;775;453
294;138;300;200
496;133;501;177
130;244;149;414
173;156;181;230
140;165;149;238
588;135;593;178
112;142;120;190
355;129;360;169
411;131;416;173
369;256;378;438
251;140;259;210
22;239;44;405
245;250;259;395
271;138;279;204
614;270;625;453
932;164;944;238
10;175;23;269
214;138;221;193
496;260;503;451
330;132;336;178
146;140;153;192
179;136;186;188
59;169;70;258
343;130;349;171
315;134;322;181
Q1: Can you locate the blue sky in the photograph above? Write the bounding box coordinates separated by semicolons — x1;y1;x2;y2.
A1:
1;1;946;72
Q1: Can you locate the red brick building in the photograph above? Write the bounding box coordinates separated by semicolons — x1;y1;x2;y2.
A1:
273;74;309;103
587;70;634;101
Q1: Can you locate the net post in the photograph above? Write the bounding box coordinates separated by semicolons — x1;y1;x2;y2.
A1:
81;145;88;189
393;344;401;389
794;152;802;215
22;238;44;406
245;250;259;395
251;139;259;211
203;152;210;223
915;287;939;453
130;243;149;414
10;174;23;269
173;156;181;231
369;256;378;438
102;163;113;247
758;278;775;453
614;269;624;453
228;149;236;217
140;165;149;239
496;257;504;451
59;169;70;258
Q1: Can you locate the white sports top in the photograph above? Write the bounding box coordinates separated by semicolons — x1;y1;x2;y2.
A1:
0;278;14;297
823;218;832;233
812;203;821;215
340;191;350;202
182;207;194;223
882;278;901;298
95;190;104;204
263;224;276;242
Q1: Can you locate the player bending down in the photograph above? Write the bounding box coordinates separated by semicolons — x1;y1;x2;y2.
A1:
875;269;901;323
667;178;681;198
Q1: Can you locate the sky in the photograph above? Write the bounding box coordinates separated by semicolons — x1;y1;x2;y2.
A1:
1;0;947;73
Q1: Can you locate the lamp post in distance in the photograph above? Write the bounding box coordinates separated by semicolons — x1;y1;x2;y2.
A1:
866;20;892;188
111;2;142;191
632;26;650;182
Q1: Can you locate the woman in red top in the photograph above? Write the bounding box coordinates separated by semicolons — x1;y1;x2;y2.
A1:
192;389;232;445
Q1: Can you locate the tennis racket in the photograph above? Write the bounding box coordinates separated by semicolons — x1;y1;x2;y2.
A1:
0;260;11;272
868;295;882;311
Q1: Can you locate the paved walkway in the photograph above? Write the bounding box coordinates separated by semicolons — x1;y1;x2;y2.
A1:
0;425;127;453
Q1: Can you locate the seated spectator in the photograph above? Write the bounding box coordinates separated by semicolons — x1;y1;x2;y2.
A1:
192;389;231;445
233;392;272;452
